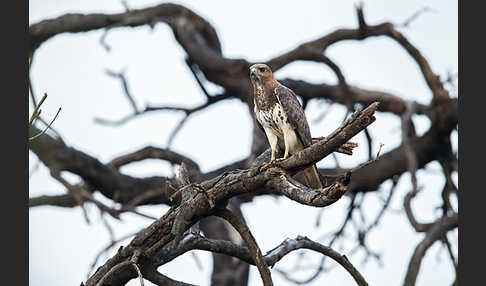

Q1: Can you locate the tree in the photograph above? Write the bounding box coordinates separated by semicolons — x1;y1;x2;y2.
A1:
29;1;458;286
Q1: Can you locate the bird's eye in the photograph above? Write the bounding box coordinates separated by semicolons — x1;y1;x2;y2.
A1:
259;67;266;73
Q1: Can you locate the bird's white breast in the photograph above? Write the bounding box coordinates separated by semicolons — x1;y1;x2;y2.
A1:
272;103;301;152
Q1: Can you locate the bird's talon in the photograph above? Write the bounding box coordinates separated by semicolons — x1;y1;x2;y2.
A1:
260;162;270;170
260;160;276;170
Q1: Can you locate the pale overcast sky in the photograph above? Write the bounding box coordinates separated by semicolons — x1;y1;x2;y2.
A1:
29;1;457;285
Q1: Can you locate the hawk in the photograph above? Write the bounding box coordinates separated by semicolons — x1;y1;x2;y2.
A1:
250;63;323;189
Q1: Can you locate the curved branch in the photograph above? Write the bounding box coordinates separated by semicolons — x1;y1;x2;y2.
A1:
104;68;139;113
108;146;200;174
266;236;368;286
29;3;221;56
95;93;231;127
143;267;196;286
403;213;458;286
267;4;448;104
154;234;368;286
266;170;351;207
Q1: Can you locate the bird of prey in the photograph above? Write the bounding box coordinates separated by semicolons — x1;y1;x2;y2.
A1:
250;63;323;189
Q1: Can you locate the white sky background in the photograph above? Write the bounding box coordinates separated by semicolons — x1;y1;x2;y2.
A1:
28;1;458;286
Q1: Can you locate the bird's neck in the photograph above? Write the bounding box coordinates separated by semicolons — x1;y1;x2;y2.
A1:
253;78;279;110
252;77;278;92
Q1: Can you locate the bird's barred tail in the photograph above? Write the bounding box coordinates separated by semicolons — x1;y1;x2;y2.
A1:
303;164;323;190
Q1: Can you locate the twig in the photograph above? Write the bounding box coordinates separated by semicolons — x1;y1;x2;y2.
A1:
441;236;458;274
312;101;334;124
364;175;400;233
86;230;140;279
50;172;91;223
167;116;189;149
50;172;120;219
190;252;203;271
121;0;130;12
100;29;112;52
105;68;138;113
399;6;437;28
94;93;230;126
100;210;115;242
131;262;144;286
29;107;61;140
29;93;48;127
130;251;145;286
351;143;384;172
185;58;212;99
363;127;373;161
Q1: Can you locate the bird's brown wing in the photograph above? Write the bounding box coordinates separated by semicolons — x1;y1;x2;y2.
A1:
274;84;312;148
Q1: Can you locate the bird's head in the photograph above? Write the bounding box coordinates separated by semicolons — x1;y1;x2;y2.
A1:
249;63;274;84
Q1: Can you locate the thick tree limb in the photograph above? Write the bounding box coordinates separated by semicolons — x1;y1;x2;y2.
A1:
199;199;250;286
29;194;77;208
29;3;221;56
215;208;273;286
281;79;428;116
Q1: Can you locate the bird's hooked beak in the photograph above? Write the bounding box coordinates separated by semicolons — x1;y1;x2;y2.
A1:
250;67;258;80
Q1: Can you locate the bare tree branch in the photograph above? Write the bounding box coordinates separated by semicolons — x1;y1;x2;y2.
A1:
105;68;139;113
215;208;273;286
29;107;62;141
29;93;47;127
398;6;437;28
143;267;197;286
403;213;458;286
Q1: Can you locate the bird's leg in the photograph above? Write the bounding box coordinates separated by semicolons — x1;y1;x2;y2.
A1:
261;130;279;169
283;140;290;160
276;131;291;162
271;147;276;162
